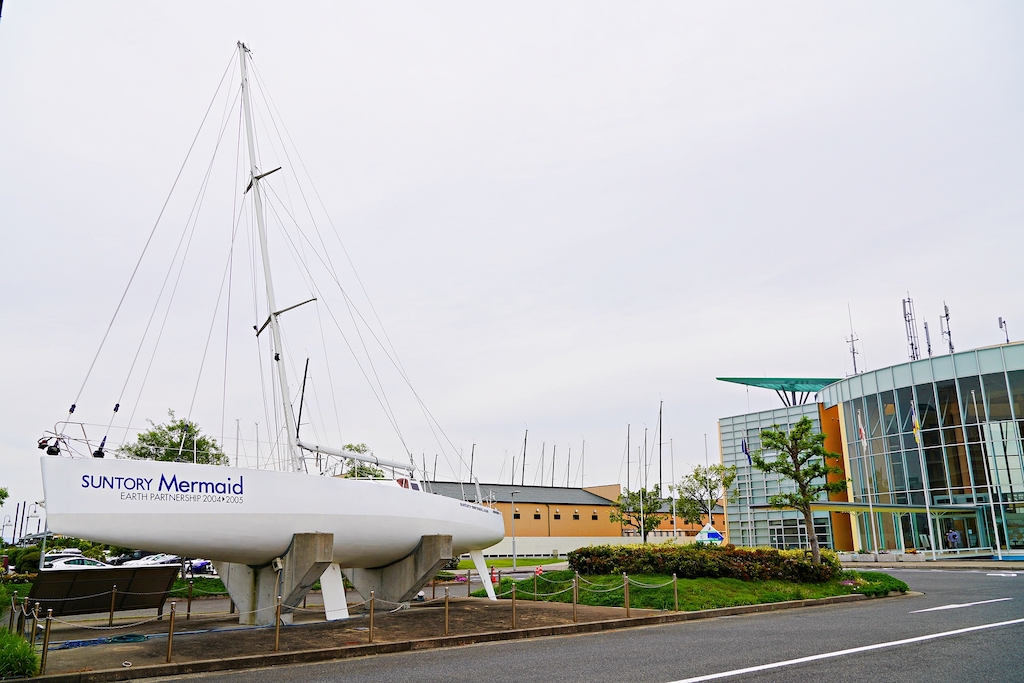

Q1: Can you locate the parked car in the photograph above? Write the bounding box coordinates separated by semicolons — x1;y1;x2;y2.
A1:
45;557;113;570
123;553;180;567
187;558;214;574
107;549;156;565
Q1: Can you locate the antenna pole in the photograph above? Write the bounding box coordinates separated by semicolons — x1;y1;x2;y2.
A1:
923;321;933;357
902;294;921;361
846;304;860;374
941;303;954;354
999;317;1010;344
238;42;300;472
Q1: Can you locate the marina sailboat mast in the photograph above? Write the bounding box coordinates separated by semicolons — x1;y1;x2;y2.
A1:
238;42;301;473
237;42;416;477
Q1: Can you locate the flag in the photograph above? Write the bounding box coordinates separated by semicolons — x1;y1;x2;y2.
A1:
910;402;921;446
741;438;751;466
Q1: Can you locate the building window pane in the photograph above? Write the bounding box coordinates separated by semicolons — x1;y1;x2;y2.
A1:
958;376;984;424
935;380;962;427
880;391;899;435
915;383;939;429
925;447;947;491
983;373;1012;421
1007;370;1024;420
865;394;883;438
896;387;915;433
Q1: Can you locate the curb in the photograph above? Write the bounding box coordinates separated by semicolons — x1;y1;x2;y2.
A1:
36;593;868;682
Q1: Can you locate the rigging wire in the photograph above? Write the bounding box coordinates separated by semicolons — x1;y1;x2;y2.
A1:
69;50;238;417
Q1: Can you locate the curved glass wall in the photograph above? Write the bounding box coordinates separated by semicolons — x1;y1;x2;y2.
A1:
819;342;1024;553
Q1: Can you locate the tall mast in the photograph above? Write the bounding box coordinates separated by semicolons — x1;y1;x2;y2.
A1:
238;42;301;472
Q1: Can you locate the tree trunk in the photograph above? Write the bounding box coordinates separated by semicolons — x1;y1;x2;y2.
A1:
802;508;820;564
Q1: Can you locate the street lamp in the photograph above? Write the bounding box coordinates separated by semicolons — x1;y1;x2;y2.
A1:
510;490;521;571
1;515;11;546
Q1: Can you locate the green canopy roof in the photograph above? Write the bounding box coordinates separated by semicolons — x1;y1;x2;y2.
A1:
717;377;838;393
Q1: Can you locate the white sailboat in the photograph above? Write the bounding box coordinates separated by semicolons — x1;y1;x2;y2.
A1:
37;43;503;617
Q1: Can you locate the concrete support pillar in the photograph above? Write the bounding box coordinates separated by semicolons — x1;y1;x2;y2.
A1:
214;532;334;626
344;534;452;605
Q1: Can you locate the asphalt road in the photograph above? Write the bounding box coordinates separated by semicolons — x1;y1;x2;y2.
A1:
167;569;1024;683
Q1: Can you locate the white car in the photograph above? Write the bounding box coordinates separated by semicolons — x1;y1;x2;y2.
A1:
123;553;181;567
45;557;113;570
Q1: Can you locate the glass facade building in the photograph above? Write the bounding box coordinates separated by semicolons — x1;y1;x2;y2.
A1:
719;403;835;550
818;342;1024;554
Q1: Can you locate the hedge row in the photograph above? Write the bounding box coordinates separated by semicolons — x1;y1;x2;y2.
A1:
567;544;842;583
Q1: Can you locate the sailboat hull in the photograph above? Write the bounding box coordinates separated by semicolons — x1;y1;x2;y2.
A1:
41;456;504;567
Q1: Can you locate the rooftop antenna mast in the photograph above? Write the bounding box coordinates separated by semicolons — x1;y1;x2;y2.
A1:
999;317;1010;344
846;304;860;375
902;294;921;361
940;302;954;354
923;321;933;357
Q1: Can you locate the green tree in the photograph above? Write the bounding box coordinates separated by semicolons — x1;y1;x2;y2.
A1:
610;486;669;543
118;410;227;465
751;416;848;564
340;443;385;479
672;464;737;527
0;486;7;508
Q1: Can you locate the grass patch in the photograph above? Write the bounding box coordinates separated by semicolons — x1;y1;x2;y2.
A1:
0;628;39;678
457;557;564;570
472;569;906;610
170;576;227;597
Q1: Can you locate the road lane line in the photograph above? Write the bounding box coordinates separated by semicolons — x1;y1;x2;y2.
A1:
666;617;1024;683
987;573;1018;577
910;597;1013;613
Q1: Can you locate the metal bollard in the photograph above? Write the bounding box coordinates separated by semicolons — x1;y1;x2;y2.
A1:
572;572;578;623
8;595;15;631
109;585;117;627
18;598;27;638
30;603;39;644
673;573;679;611
511;583;517;629
274;595;282;652
432;578;436;600
187;580;193;620
444;587;450;636
40;609;52;675
467;569;472;597
166;602;176;663
533;574;537;601
368;591;375;643
623;573;630;618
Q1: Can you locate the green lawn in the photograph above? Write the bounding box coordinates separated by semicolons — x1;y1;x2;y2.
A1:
458;557;565;570
472;569;907;610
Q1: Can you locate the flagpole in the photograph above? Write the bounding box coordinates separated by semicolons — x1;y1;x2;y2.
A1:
742;438;754;547
972;390;1002;560
857;410;880;554
911;401;938;560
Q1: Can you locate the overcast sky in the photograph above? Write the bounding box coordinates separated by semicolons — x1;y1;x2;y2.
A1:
2;2;1023;523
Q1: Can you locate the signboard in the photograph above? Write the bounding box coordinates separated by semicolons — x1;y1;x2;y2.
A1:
695;523;724;545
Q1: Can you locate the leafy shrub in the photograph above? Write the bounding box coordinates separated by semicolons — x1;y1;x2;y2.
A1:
0;628;39;678
568;543;842;583
15;552;40;574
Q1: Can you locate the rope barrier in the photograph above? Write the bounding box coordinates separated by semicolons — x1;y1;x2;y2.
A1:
51;615;163;631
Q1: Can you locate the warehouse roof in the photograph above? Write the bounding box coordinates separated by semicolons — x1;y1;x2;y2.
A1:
425;482;616;506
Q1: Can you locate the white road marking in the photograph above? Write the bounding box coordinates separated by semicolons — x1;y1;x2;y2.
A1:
666;617;1024;683
910;597;1013;613
987;573;1018;577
